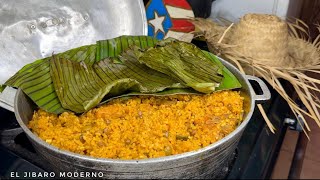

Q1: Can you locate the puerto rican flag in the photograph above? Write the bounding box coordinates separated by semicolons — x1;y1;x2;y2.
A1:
146;0;195;42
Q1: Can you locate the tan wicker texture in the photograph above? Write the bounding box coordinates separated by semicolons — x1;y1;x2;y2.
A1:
227;14;291;67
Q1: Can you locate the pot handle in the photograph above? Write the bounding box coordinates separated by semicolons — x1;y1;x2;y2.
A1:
246;75;271;103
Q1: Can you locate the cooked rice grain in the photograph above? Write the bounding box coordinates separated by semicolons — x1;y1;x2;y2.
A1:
28;90;244;160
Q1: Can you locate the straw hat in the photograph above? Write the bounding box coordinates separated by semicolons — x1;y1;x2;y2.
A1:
191;13;320;135
227;14;292;66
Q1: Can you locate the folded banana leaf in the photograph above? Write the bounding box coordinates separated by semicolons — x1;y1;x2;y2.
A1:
4;36;158;114
202;51;242;91
51;50;185;113
3;35;241;114
4;44;98;114
137;40;224;93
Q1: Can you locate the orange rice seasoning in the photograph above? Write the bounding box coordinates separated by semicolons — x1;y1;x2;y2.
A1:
28;90;244;160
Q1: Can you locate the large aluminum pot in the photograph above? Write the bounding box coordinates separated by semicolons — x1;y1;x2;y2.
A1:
14;57;271;179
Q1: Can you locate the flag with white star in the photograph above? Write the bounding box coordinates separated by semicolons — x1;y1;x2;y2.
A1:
146;0;195;42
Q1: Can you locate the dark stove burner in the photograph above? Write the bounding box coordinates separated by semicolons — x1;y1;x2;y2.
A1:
0;108;19;130
14;133;36;153
0;146;44;179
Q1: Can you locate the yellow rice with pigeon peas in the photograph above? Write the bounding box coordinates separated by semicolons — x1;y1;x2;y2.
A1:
28;90;244;160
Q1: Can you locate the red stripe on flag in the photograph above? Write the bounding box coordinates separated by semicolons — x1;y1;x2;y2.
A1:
169;19;195;32
163;0;192;10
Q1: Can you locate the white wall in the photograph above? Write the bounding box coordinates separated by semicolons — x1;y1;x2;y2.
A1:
209;0;303;22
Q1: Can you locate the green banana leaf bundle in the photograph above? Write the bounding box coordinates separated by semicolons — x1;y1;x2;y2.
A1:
2;36;241;114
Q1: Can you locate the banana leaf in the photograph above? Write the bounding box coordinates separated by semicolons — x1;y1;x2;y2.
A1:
3;35;241;114
99;51;242;105
0;85;5;92
4;36;158;113
137;40;224;93
4;44;98;113
203;51;242;91
50;50;185;113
